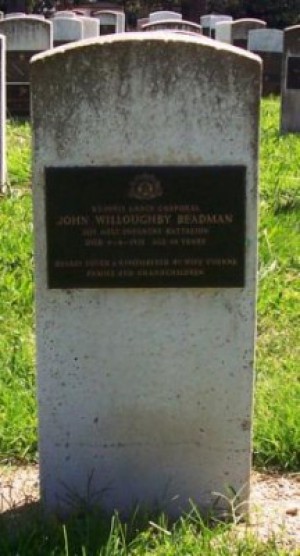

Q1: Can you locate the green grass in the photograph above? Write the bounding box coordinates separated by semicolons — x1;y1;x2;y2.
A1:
0;506;293;555
6;121;31;189
0;101;299;553
254;98;300;470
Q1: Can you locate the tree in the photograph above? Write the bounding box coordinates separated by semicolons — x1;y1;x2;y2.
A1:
182;0;207;22
244;0;300;29
206;0;300;28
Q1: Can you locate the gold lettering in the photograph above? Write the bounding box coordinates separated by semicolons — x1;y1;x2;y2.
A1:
177;214;233;225
56;215;89;226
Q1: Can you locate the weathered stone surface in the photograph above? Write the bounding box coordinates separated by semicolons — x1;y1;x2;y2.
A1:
281;25;300;133
31;33;261;518
0;17;52;50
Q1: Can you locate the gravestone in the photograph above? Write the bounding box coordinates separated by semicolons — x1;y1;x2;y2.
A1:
0;12;4;20
231;19;266;49
4;13;26;19
149;11;182;23
248;29;283;96
281;25;300;133
31;33;261;517
200;14;232;39
80;16;99;39
93;11;125;35
142;20;202;35
53;17;83;47
0;34;6;191
53;11;77;19
0;17;52;116
215;20;232;43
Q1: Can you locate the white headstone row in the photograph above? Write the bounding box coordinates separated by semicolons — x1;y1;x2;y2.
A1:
142;20;202;35
0;17;52;116
215;18;266;47
201;14;232;39
53;12;99;42
31;33;261;518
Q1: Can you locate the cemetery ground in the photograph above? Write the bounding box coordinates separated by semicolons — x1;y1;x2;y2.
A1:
0;97;299;554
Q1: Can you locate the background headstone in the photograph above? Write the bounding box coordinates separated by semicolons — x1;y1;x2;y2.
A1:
4;13;26;19
31;33;261;518
142;20;202;35
80;16;99;39
0;12;4;20
248;29;283;96
53;11;77;19
53;17;83;47
200;14;232;39
0;17;52;116
149;11;182;23
0;34;6;191
281;25;300;133
215;20;232;43
231;19;266;49
93;11;125;35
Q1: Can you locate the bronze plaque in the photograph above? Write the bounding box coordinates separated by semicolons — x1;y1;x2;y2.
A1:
287;56;300;89
46;166;246;289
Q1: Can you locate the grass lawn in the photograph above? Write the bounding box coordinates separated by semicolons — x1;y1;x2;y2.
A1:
0;99;299;554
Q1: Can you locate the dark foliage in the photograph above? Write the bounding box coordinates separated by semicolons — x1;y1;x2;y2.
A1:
207;0;300;28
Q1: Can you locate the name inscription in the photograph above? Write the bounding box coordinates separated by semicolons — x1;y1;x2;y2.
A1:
46;166;246;288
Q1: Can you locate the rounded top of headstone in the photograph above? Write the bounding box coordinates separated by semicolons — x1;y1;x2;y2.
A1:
200;14;232;27
4;13;26;19
31;31;262;67
53;11;76;19
232;18;266;27
284;24;300;34
92;10;123;16
149;11;182;23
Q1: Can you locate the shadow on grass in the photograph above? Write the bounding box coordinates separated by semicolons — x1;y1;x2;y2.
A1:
0;495;231;556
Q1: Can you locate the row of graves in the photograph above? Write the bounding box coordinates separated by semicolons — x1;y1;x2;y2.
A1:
0;17;299;517
0;13;299;118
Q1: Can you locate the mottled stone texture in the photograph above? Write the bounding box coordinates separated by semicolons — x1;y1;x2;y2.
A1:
31;34;261;518
281;25;300;133
0;17;52;50
0;34;6;190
